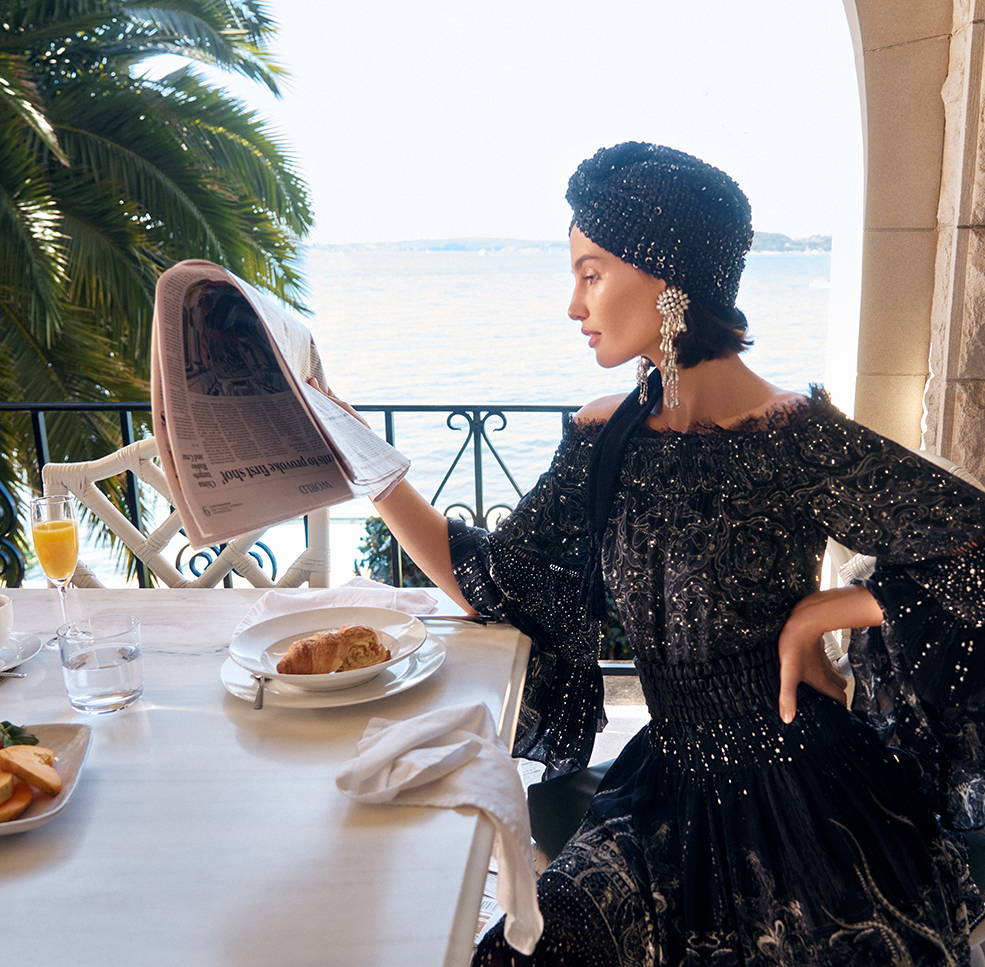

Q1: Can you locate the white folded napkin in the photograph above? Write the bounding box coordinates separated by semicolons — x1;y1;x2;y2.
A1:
234;577;438;636
335;703;544;955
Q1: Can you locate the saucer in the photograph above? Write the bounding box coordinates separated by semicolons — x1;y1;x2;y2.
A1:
220;637;446;709
0;632;44;673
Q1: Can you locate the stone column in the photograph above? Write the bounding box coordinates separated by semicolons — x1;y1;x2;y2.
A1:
849;0;952;448
924;0;985;481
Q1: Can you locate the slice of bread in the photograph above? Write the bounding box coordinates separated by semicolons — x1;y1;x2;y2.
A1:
0;781;32;822
0;770;13;805
0;745;61;796
24;745;55;765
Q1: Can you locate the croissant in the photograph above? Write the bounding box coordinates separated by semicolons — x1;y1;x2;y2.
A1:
337;625;390;670
276;630;348;674
276;625;390;675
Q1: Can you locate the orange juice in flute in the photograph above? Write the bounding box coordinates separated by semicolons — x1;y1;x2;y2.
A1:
33;520;78;579
30;495;79;641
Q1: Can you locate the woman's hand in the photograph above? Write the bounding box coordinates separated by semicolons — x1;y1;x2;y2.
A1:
777;609;848;724
776;585;884;722
306;377;371;429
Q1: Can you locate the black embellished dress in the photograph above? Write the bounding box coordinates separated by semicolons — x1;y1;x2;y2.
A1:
450;387;985;966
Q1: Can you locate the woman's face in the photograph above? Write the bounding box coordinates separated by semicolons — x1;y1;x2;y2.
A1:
567;227;666;369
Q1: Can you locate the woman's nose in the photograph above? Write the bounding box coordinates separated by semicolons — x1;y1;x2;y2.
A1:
568;296;585;322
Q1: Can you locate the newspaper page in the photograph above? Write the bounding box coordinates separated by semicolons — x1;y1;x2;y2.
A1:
151;260;408;547
224;270;410;494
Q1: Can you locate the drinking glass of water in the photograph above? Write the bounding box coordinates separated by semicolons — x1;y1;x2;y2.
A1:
56;614;143;713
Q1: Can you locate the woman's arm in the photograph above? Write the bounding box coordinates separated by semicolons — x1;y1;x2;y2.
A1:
305;379;473;612
780;401;985;827
371;481;475;614
777;585;884;722
777;399;985;726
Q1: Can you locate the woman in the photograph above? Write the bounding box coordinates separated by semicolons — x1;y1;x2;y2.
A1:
337;142;985;964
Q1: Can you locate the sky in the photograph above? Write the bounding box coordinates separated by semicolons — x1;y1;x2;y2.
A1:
149;0;863;245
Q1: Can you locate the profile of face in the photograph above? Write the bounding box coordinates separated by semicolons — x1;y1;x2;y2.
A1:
568;226;667;369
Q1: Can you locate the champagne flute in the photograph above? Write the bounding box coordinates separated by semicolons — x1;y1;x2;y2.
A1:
31;495;79;642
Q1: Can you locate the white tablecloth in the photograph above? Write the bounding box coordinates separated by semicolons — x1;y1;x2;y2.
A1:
0;588;530;967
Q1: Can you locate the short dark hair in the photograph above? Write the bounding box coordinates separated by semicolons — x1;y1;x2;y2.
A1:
676;300;753;368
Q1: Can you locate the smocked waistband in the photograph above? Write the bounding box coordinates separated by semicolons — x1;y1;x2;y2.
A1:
637;644;780;723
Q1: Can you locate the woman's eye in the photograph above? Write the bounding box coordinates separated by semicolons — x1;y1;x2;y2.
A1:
582;274;598;284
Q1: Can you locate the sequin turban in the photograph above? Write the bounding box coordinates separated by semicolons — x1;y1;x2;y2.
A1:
566;142;754;308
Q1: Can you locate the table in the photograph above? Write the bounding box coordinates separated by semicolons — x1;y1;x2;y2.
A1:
0;588;531;967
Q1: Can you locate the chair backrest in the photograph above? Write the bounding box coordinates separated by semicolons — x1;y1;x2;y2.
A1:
41;437;330;588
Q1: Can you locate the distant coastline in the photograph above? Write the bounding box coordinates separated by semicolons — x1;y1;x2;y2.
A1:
310;232;832;256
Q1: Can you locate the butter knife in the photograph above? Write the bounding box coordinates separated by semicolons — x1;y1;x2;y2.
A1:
418;614;491;625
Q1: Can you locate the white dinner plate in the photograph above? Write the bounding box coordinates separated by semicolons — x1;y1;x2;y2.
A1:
0;724;93;836
220;636;446;709
0;632;44;673
229;606;427;691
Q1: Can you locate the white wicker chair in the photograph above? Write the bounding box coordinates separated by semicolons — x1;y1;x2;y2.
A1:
41;437;330;588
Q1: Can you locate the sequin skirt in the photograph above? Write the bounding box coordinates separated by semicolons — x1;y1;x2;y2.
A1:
474;644;983;966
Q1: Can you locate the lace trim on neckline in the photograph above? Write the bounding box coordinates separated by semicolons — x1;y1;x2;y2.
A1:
571;383;831;439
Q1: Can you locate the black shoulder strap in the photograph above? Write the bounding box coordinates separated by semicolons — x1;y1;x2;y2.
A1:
580;367;663;620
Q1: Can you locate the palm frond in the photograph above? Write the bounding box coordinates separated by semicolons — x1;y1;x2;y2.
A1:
122;2;282;92
59;202;158;370
3;0;283;94
148;67;309;228
0;125;68;343
0;51;69;162
51;69;312;308
0;0;117;40
50;82;232;263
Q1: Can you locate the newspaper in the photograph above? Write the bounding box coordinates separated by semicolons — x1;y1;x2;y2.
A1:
150;259;409;547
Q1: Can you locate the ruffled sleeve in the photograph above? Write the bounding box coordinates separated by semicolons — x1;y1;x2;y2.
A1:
789;396;985;829
448;423;605;779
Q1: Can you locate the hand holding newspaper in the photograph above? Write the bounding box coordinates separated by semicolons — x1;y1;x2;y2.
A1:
150;260;409;547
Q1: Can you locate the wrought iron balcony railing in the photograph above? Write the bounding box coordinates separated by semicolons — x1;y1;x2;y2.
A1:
0;399;579;588
1;399;643;675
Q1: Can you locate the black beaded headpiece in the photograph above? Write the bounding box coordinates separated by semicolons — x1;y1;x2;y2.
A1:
570;143;753;619
566;141;754;307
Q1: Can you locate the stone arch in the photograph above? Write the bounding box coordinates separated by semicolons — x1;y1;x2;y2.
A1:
846;0;984;479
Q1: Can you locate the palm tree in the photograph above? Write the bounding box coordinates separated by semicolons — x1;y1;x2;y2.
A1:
0;0;313;566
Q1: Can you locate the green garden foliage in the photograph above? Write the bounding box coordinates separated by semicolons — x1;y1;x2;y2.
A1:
356;516;431;589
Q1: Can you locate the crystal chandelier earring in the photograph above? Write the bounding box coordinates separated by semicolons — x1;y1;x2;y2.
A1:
656;286;691;408
636;355;653;406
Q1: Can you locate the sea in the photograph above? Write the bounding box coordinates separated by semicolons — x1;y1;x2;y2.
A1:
302;243;829;515
31;243;832;588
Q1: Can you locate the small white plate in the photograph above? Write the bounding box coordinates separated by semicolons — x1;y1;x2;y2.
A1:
0;724;93;835
229;607;427;691
220;637;446;709
0;632;44;673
